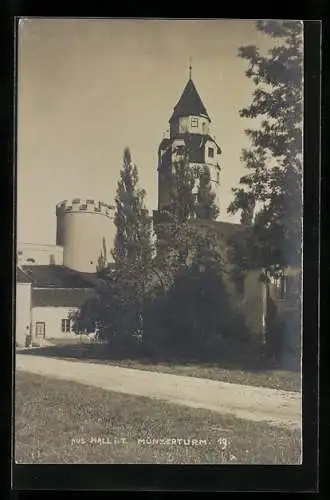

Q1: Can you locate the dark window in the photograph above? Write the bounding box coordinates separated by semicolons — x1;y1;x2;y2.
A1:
176;145;185;155
61;319;71;333
26;257;35;263
217;171;220;184
274;274;300;300
287;275;300;298
18;250;23;256
274;276;288;300
208;147;214;158
235;276;245;295
191;118;198;127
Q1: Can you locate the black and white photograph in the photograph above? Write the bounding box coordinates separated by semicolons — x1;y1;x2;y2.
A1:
14;18;303;465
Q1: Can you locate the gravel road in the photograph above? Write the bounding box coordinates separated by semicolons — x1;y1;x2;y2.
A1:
16;354;301;430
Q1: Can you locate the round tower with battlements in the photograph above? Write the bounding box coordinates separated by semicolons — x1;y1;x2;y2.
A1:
56;198;115;273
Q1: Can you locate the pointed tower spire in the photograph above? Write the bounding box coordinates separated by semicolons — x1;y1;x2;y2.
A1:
189;57;192;80
169;76;211;123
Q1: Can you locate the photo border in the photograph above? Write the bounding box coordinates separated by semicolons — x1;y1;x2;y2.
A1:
4;16;321;493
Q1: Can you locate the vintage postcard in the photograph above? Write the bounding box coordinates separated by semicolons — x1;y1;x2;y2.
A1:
14;18;304;468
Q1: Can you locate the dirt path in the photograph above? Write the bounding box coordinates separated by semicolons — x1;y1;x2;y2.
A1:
16;354;301;430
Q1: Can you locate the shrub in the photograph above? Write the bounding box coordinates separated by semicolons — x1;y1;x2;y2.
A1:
144;261;252;363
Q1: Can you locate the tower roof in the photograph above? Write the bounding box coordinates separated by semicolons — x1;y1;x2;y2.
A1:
169;78;211;123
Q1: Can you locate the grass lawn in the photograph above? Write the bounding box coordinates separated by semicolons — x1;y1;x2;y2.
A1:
15;371;301;464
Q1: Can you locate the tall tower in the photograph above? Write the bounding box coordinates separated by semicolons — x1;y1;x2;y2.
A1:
56;198;115;273
156;65;222;214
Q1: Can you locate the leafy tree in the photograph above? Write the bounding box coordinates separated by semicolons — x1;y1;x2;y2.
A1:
158;141;222;269
158;250;249;362
195;165;220;220
228;20;303;272
69;297;103;334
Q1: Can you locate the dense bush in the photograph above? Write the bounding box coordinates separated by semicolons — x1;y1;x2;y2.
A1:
142;261;252;363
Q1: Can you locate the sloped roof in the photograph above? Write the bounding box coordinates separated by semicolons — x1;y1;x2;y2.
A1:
16;267;31;284
192;219;248;240
17;265;97;289
32;287;97;307
187;134;222;156
169;79;211;123
159;134;221;157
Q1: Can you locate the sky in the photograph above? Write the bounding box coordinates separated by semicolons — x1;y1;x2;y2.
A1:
17;18;276;245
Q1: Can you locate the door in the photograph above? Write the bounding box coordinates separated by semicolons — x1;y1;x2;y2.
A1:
35;321;46;339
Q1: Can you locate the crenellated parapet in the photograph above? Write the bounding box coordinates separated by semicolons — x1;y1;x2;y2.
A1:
56;199;115;218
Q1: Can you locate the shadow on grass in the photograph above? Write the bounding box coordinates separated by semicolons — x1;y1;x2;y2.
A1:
17;340;295;374
16;340;301;392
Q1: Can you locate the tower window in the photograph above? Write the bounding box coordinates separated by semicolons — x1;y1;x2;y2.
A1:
191;118;198;128
208;147;214;158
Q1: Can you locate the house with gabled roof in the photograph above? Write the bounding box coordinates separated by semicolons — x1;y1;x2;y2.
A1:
16;264;100;346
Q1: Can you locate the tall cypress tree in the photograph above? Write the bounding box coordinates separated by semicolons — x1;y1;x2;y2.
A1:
110;147;153;342
113;147;152;269
195;165;220;220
